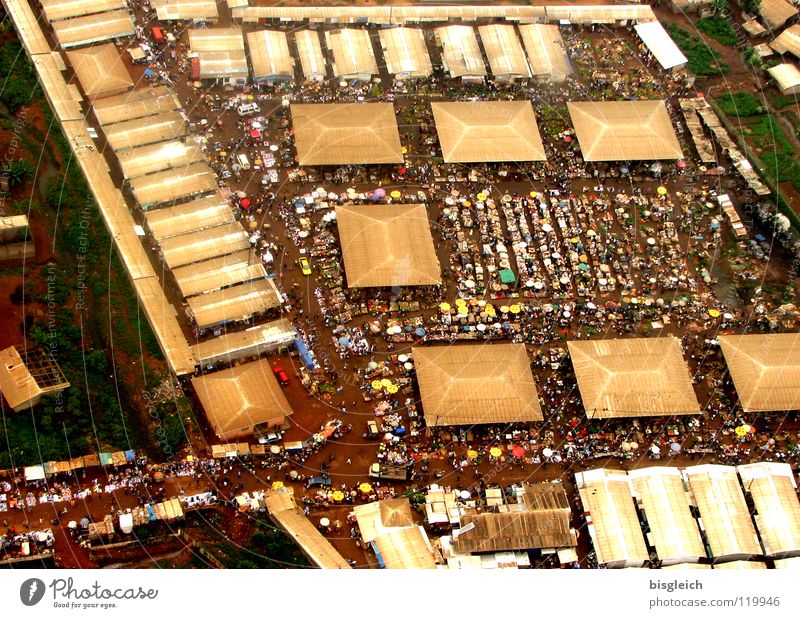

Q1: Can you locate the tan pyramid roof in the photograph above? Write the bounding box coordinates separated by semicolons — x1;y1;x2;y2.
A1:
335;203;441;288
291;103;403;166
568;100;682;161
413;342;542;426
568;337;700;418
719;333;800;412
67;43;133;99
191;359;291;440
432;101;546;163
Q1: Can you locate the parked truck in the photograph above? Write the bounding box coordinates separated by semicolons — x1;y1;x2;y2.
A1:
368;463;411;481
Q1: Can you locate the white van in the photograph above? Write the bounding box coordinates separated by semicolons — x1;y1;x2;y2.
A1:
236;154;251;170
237;102;260;116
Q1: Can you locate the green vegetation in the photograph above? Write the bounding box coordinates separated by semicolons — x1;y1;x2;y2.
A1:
695;16;738;47
4;159;34;188
717;91;765;117
769;92;799;111
201;523;310;569
0;39;40;113
741;0;762;15
664;22;729;76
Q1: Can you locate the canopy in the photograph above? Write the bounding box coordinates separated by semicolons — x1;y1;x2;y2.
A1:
568;100;683;161
247;30;294;82
629;467;706;565
378;27;432;79
189;28;247;80
431;101;546;163
118;140;204;179
413;342;543;426
104;111;187;151
52;10;135;48
576;468;649;568
568;337;700;419
325;28;378;80
291;103;403;166
173;251;267;299
92;86;182;126
187;278;283;330
293;30;326;81
192;319;297;366
144;191;231;240
160;222;249;269
41;0;126;22
477;24;531;80
373;526;437;569
67;43;133;99
770;25;800;59
435;26;486;79
153;0;219;21
192;359;291;440
129;162;217;207
719;333;800;412
634;21;687;71
335;203;441;288
684;464;763;561
759;0;798;29
518;24;572;82
353;498;415;543
738;462;800;558
768;63;800;96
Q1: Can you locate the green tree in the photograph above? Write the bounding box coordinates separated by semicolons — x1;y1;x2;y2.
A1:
4;159;34;188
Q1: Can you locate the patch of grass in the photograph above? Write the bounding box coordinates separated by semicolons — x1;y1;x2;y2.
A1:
717;91;764;117
664;21;729;76
695;16;737;47
770;92;798;111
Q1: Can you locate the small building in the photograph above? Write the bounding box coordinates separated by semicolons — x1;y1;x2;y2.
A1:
40;0;126;22
187;279;283;331
325;28;379;82
246;30;294;83
413;342;543;427
768;63;800;95
144;191;233;241
104;111;188;152
129;162;217;208
755;0;798;31
771;24;800;59
192;319;297;367
335;203;441;288
188;28;248;86
92;86;182;127
172;251;267;299
0;346;70;413
117;140;205;180
67;43;133;100
192;358;292;441
0;215;35;262
159;222;249;270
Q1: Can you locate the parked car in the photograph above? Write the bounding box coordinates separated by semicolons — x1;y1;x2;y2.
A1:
308;475;332;488
273;365;289;387
298;257;312;275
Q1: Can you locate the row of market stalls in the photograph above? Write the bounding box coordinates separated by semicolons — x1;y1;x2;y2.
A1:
230;4;657;26
577;462;800;568
22;450;140;482
184;23;573;84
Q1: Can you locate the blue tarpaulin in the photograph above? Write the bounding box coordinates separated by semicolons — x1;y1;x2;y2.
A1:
295;332;317;369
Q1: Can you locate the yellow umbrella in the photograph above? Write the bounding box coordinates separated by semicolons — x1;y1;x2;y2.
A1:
272;481;284;490
570;237;579;244
381;378;392;388
371;380;383;390
489;447;502;458
463;200;471;207
390;190;401;198
499;306;510;313
359;483;373;494
477;192;488;201
440;302;451;312
386;384;399;394
402;146;408;154
529;191;536;198
455;298;467;307
467;449;478;460
332;490;345;501
735;426;748;437
708;308;721;318
485;305;496;316
509;304;521;314
657;186;667;196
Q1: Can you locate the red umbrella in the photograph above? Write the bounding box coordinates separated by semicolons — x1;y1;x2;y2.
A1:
240;198;252;209
398;167;407;175
511;445;525;458
250;129;262;139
